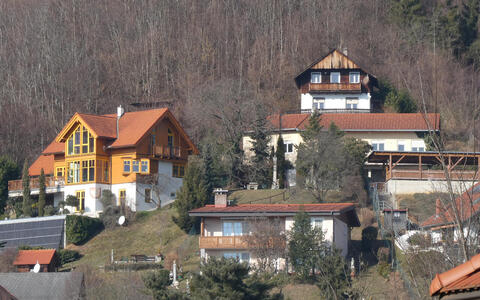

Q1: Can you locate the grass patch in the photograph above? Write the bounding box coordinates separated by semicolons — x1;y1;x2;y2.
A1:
67;206;199;272
397;193;451;224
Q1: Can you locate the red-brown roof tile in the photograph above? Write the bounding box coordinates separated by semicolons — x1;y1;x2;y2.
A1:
269;113;440;132
77;114;117;139
421;183;480;228
431;253;480;296
42;140;64;155
28;155;55;176
190;203;355;214
13;249;56;266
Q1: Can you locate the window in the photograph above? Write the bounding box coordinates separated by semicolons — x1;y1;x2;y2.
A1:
372;141;385;151
330;72;340;83
346;97;358;110
75;190;85;212
68;138;73;155
412;140;425;152
67;125;95;156
118;189;126;206
397;141;406;151
68;161;80;183
393;212;401;218
172;164;185;178
132;160;140;173
82;161;88;182
223;252;250;263
89;160;95;181
284;142;294;154
145;189;151;203
141;160;149;173
123;160;131;173
168;129;174;147
313;98;325;110
311;217;323;229
56;167;64;178
311;72;322;83
74;127;81;154
104;161;109;182
223;221;243;236
349;72;360;83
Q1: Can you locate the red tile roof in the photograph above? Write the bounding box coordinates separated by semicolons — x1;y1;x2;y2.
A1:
190;203;355;214
42;140;64;155
77;114;117;139
421;183;480;228
28;155;55;176
13;249;56;266
430;253;480;297
269;113;440;132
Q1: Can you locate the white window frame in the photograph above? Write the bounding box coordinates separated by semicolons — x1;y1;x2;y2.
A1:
372;141;385;151
349;72;360;83
284;142;294;154
313;97;325;110
330;72;340;83
311;72;322;83
412;140;425;152
223;252;250;263
310;217;324;229
397;140;406;152
346;97;359;110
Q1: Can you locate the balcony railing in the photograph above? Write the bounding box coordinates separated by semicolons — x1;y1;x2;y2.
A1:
199;236;248;249
153;145;184;159
387;169;480;181
308;82;361;92
8;176;64;192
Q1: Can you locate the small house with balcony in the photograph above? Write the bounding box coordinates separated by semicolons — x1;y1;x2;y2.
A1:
189;190;360;269
294;49;378;113
8;107;198;216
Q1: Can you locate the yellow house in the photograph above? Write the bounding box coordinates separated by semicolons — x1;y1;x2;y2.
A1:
8;107;198;216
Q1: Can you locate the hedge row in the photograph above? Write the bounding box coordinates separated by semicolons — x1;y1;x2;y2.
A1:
66;215;104;245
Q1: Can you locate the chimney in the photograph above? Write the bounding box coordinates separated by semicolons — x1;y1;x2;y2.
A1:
214;188;228;207
435;199;442;217
343;47;348;56
116;105;125;139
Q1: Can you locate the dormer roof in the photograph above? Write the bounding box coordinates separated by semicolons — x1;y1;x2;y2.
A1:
294;49;376;88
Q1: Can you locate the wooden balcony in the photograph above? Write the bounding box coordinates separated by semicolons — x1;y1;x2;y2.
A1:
153;145;186;160
8;176;64;192
308;82;361;92
199;236;248;249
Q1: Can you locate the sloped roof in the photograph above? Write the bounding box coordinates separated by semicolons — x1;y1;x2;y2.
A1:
430;253;480;297
270;113;440;132
13;249;56;265
0;272;84;300
189;203;360;226
76;113;117;138
42;140;64;155
28;155;54;176
421;183;480;228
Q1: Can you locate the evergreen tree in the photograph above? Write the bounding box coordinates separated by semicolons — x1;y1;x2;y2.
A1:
201;144;216;204
249;106;271;188
0;156;19;214
300;110;323;141
22;161;32;217
173;157;208;233
276;136;287;189
38;168;46;217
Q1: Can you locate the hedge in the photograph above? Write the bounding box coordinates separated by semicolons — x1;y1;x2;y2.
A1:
66;215;103;245
58;249;81;265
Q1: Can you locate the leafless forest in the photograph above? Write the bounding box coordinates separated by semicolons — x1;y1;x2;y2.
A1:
0;0;478;165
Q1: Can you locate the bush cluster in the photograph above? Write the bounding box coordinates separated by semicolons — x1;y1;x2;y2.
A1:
66;215;103;245
57;249;81;265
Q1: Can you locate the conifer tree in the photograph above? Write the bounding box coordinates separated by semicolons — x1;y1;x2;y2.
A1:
201;144;215;204
0;156;19;214
173;157;208;233
276;136;287;188
22;161;32;217
38;168;46;217
250;106;271;188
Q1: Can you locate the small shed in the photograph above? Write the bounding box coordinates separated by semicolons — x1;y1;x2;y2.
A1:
383;209;408;233
13;249;58;273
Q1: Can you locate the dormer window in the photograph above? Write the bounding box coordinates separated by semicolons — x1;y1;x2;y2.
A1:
349;72;360;83
330;72;340;83
311;72;322;83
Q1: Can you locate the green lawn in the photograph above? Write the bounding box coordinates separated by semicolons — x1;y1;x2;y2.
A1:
67;205;200;272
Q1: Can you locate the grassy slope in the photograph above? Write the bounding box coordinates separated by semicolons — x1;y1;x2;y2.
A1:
396;192;451;224
67;205;199;272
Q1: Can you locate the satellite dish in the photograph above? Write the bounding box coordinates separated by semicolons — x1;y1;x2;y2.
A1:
118;216;126;226
33;261;40;273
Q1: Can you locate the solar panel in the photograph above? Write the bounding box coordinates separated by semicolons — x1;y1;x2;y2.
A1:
0;216;66;249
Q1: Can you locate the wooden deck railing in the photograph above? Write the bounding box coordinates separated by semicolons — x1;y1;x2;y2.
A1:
8;176;64;191
308;82;361;92
153;145;185;159
199;236;248;249
388;169;479;181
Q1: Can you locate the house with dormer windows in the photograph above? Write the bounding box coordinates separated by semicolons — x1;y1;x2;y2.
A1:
8;107;198;216
294;49;378;113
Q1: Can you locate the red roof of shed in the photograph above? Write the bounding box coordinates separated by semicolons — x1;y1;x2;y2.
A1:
13;249;56;266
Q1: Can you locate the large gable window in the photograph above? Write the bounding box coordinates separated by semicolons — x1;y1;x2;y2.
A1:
67;125;95;156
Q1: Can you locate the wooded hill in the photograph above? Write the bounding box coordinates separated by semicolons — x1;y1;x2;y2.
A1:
1;0;480;166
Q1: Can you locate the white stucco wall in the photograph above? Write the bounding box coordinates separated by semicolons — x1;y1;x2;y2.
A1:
156;161;183;205
63;183;108;215
334;218;349;257
300;93;371;111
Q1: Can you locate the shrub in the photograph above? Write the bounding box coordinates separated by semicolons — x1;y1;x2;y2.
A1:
408;233;432;248
100;205;122;229
361;226;378;250
18;245;45;250
66;215;103;245
377;261;391;279
65;195;79;208
359;208;375;227
58;249;81;265
43;205;56;216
